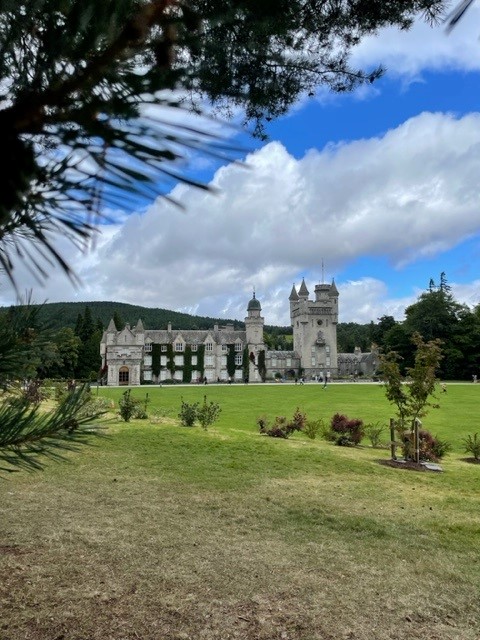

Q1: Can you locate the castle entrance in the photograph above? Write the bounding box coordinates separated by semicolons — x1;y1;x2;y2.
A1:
119;366;129;385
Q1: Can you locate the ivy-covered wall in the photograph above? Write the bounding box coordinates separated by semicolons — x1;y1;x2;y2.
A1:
242;346;249;380
152;344;162;377
226;344;236;378
258;349;266;382
183;346;192;383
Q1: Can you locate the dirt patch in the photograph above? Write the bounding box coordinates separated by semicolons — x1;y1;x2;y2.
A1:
377;459;436;472
0;545;26;556
460;457;480;465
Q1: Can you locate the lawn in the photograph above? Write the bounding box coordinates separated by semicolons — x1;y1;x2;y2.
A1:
1;382;479;640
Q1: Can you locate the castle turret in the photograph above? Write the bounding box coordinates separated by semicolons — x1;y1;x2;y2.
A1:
290;277;339;379
245;292;265;382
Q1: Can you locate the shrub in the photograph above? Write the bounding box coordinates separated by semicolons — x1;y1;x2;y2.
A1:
118;389;136;422
462;433;480;460
178;398;199;426
197;395;221;430
398;427;451;462
330;413;364;446
364;422;385;448
304;418;324;440
258;408;306;439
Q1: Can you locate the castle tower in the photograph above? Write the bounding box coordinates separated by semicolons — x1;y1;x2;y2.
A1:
290;278;338;378
245;291;265;382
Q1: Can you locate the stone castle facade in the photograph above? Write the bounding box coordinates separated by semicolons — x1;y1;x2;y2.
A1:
100;278;377;385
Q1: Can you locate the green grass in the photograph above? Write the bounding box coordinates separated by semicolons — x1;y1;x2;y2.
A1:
1;383;479;639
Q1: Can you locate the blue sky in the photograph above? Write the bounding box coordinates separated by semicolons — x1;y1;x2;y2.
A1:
1;3;480;326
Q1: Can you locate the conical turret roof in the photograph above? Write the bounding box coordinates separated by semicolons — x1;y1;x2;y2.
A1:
289;284;299;301
298;278;309;297
329;279;339;296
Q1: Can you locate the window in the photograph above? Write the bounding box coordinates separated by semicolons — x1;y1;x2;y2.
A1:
326;356;331;366
175;342;184;352
326;345;330;354
191;355;197;366
235;342;243;352
144;342;152;352
271;358;277;367
234;369;243;380
286;358;291;367
221;344;228;352
235;353;243;366
161;345;167;352
205;355;214;366
221;356;227;366
174;370;183;381
174;355;184;366
311;357;316;366
119;367;129;384
144;355;152;366
205;342;213;352
143;370;152;381
191;344;198;352
160;355;167;366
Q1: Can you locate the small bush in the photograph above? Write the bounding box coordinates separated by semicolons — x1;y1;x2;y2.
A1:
118;389;136;422
462;433;480;460
178;398;199;426
258;408;306;439
257;415;269;433
197;395;222;430
330;413;364;446
365;422;385;448
399;427;451;462
304;418;324;440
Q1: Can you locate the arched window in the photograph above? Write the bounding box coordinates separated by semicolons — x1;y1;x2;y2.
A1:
119;366;129;385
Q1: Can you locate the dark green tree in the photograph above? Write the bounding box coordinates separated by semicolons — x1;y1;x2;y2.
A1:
113;310;124;331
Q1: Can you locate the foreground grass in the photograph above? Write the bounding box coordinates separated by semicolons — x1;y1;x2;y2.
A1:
1;383;479;639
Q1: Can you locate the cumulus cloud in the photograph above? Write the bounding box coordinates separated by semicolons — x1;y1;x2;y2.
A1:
352;4;480;77
2;110;479;325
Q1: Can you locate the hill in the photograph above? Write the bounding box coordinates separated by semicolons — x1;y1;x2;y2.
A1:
0;300;290;334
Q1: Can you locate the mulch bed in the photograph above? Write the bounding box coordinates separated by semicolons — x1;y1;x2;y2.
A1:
377;459;439;472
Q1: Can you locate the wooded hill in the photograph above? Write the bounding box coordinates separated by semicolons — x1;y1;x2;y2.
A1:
0;300;290;336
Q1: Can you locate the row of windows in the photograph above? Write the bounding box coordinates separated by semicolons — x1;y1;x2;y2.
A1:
144;354;244;367
144;342;243;353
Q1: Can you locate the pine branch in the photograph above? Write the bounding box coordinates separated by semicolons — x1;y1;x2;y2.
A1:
0;385;105;473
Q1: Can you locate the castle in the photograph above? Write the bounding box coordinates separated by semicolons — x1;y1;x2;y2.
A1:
100;278;377;385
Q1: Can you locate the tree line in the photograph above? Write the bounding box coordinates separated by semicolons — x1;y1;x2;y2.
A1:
339;274;480;380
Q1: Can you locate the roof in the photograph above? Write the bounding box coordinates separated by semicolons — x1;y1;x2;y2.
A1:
247;292;262;311
298;278;309;297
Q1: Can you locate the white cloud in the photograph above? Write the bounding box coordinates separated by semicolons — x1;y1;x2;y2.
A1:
1;111;480;325
352;4;480;77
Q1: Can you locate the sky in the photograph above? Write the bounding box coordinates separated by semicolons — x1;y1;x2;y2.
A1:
2;3;480;327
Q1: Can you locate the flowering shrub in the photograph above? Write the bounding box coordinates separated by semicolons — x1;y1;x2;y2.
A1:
329;413;364;446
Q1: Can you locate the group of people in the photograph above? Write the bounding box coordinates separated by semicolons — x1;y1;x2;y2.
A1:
295;374;330;388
